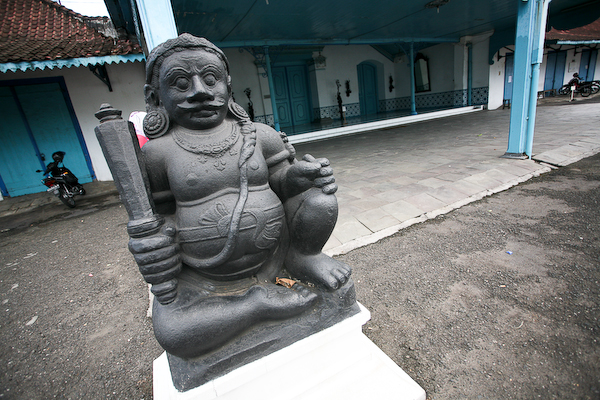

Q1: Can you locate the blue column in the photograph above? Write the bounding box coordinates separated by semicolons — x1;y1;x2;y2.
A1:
409;42;417;115
525;0;551;157
263;47;281;132
467;43;473;106
135;0;178;52
504;0;551;158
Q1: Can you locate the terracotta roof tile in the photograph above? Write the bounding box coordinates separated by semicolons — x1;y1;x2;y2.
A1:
547;17;600;41
0;0;142;63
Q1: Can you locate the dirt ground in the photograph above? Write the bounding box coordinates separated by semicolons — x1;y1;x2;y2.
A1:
1;153;599;399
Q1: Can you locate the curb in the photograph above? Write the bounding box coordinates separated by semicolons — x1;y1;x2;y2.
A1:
324;165;553;257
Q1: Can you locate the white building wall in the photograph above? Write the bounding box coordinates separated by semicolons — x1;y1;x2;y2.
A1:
0;62;147;181
488;46;516;110
564;48;580;84
313;45;395;109
472;39;490;88
488;51;506;110
453;44;467;92
223;48;267;118
420;43;456;94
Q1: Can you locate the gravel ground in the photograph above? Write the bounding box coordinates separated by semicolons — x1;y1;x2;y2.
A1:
1;153;599;399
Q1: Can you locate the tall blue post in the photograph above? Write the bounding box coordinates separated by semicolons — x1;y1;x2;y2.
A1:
409;42;417;115
264;47;281;132
525;0;551;157
467;43;473;106
504;0;551;158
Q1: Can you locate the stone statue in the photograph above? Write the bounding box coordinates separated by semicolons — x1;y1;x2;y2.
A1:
95;33;358;391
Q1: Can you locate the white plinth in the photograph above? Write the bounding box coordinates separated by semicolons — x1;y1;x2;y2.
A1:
154;303;426;400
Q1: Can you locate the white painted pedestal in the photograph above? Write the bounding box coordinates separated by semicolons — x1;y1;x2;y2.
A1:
154;303;426;400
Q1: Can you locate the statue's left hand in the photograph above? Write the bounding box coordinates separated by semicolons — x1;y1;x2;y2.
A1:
128;223;181;304
284;154;337;198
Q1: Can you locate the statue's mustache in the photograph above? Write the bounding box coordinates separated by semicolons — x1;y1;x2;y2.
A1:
177;100;226;111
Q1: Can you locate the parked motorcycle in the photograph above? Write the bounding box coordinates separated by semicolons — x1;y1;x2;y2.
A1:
558;79;600;97
37;151;85;208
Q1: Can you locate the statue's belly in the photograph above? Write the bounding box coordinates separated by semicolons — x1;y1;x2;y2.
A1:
176;184;285;279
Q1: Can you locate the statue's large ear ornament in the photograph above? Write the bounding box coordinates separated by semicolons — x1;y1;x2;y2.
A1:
143;107;171;138
228;99;250;121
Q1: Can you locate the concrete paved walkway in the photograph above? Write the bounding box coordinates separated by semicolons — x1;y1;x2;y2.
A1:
294;98;600;256
1;96;599;247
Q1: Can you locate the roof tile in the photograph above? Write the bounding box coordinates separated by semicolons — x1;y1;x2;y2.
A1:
547;18;600;41
0;0;142;63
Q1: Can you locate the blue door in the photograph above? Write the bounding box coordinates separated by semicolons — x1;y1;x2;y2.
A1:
272;65;311;128
357;63;378;115
504;53;514;101
579;49;597;81
544;51;567;91
0;80;94;197
287;66;311;126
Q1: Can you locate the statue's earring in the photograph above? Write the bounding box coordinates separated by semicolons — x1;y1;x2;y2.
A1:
228;98;250;121
143;107;170;138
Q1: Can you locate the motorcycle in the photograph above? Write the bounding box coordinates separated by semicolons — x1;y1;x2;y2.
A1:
558;79;600;97
37;151;85;208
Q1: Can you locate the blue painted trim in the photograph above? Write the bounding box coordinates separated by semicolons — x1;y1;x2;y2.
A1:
264;47;281;132
556;40;600;45
215;38;459;48
0;54;145;73
0;174;8;197
409;43;417;115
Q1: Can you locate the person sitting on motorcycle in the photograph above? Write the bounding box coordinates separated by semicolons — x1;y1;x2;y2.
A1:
567;72;581;88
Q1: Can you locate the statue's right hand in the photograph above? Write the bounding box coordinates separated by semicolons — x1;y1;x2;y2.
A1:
128;225;181;304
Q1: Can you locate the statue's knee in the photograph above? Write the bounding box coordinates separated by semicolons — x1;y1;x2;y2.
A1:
285;188;338;230
295;187;337;211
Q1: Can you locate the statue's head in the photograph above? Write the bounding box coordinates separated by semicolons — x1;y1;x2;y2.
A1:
143;34;233;136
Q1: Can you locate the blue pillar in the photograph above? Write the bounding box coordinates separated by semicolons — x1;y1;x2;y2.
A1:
263;47;281;132
504;0;551;158
409;42;417;115
525;0;551;157
135;0;178;52
467;43;473;106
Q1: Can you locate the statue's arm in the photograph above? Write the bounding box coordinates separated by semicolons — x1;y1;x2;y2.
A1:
143;141;176;215
129;140;181;304
258;124;337;201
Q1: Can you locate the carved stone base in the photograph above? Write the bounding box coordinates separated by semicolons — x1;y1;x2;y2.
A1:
166;280;360;391
154;303;426;400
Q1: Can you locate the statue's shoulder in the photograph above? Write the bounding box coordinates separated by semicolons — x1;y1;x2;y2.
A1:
252;122;296;165
142;134;175;162
252;122;288;146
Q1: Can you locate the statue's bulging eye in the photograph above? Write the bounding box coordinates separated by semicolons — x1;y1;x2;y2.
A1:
203;73;217;87
174;76;190;90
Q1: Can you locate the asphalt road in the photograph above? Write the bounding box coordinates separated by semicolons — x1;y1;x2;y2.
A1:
1;153;599;399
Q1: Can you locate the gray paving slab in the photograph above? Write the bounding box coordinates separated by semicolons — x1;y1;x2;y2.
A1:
293;100;600;255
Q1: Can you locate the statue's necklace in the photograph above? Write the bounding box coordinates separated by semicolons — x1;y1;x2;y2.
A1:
172;123;240;171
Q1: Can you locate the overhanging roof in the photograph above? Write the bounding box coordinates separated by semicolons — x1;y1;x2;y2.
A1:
111;0;600;58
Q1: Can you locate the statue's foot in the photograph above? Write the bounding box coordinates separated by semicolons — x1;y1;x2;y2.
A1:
285;250;351;291
250;283;317;320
